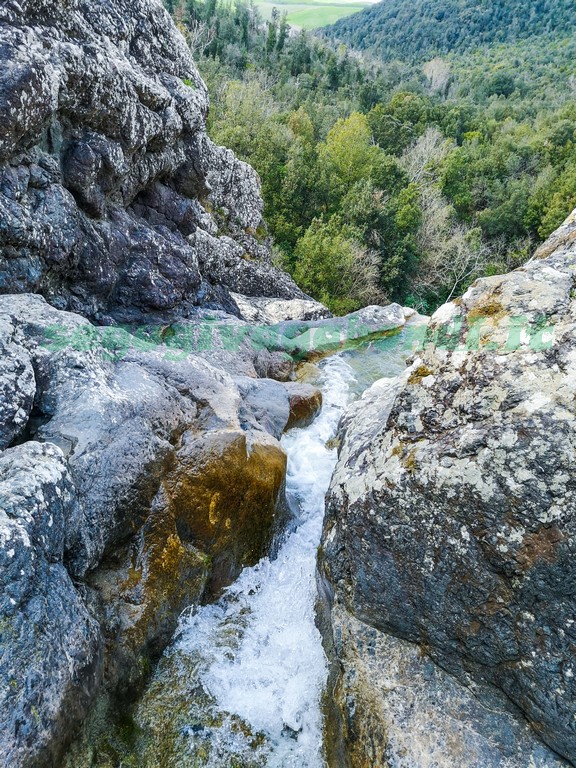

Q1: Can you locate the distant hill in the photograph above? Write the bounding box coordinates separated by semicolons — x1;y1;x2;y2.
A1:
322;0;576;62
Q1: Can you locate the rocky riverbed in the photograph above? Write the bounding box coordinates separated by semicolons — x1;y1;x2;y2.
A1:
2;0;576;766
0;1;408;763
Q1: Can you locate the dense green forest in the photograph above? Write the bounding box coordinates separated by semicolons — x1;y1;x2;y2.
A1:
165;0;576;313
325;0;576;64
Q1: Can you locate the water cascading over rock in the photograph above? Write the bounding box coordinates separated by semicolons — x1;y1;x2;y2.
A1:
0;0;327;764
0;2;413;765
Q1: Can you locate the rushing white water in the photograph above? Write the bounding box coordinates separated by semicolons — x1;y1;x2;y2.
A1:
172;337;408;766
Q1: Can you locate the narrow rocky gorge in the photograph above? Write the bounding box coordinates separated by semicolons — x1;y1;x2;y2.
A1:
0;1;407;765
2;0;576;767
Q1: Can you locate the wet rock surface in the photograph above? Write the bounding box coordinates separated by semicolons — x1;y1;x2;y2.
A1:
284;382;324;430
64;641;270;768
0;291;405;766
320;212;576;765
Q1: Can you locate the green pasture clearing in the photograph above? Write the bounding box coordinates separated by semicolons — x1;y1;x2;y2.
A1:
253;0;369;28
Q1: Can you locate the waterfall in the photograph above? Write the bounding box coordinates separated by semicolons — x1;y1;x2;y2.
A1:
168;336;408;766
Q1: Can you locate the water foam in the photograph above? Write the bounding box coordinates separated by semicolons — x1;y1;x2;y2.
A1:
175;355;357;766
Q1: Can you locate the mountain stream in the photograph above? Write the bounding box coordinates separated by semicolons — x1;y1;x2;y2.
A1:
149;334;408;766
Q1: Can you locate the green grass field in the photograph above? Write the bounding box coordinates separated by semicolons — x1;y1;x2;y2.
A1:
254;0;372;29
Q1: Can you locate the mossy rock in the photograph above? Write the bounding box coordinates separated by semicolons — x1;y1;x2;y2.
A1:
284;383;323;430
128;648;269;767
466;297;506;324
86;427;287;695
164;429;287;596
408;364;435;386
61;414;303;768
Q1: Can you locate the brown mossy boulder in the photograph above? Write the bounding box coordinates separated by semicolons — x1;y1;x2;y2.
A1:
165;428;288;597
87;514;210;697
85;426;287;698
64;426;287;766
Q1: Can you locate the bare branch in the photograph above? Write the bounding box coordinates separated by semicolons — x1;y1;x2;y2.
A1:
423;57;452;96
400;127;453;184
181;19;216;56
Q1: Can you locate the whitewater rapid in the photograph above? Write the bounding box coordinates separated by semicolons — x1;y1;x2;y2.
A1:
171;339;408;766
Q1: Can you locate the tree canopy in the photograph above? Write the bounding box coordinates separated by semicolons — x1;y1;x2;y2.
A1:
324;0;576;64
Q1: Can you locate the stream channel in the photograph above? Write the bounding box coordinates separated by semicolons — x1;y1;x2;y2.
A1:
138;333;409;767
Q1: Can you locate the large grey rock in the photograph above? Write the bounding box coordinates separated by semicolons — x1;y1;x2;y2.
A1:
0;441;101;768
0;294;296;765
230;291;330;324
325;604;567;768
321;211;576;764
0;0;306;322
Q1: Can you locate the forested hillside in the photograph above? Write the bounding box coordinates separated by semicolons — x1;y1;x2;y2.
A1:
165;0;576;313
325;0;576;63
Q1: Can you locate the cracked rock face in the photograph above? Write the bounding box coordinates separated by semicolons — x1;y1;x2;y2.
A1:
0;0;308;323
0;335;35;450
320;211;576;765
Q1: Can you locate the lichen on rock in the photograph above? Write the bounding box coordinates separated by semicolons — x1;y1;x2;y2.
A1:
320;209;576;766
0;441;101;768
